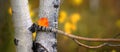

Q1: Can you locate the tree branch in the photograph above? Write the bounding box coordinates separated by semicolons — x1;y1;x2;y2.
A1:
29;23;120;49
73;39;107;48
29;23;120;42
73;39;120;48
55;28;120;42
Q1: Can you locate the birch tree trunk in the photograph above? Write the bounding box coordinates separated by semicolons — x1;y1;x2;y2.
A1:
11;0;33;52
35;0;60;52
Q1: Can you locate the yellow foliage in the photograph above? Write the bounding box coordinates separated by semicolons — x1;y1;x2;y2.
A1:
8;7;12;15
70;13;80;24
30;11;34;17
64;22;77;33
72;0;83;6
29;4;35;17
63;13;80;34
32;32;36;40
59;11;67;23
64;22;72;34
71;24;76;31
116;20;120;28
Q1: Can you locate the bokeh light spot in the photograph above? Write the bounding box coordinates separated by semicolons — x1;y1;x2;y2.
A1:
70;13;80;24
64;22;72;34
72;0;83;6
8;7;12;15
116;20;120;28
59;11;67;23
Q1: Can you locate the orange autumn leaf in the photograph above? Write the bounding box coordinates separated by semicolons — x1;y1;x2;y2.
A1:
37;17;49;27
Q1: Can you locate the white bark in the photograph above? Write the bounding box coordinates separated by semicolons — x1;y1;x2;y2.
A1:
35;0;60;52
11;0;33;52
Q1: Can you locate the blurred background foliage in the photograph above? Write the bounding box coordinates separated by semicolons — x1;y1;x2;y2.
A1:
0;0;120;52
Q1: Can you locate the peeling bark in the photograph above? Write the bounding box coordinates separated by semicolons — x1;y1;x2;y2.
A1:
11;0;33;52
35;0;60;52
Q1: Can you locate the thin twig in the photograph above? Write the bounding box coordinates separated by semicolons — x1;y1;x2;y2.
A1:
73;39;107;48
73;39;120;48
55;29;120;42
107;44;120;46
72;33;120;48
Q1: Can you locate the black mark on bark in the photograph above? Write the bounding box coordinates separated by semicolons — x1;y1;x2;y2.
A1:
54;5;59;8
54;32;57;39
53;0;60;8
52;42;57;49
12;10;14;14
14;38;19;46
32;41;48;52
